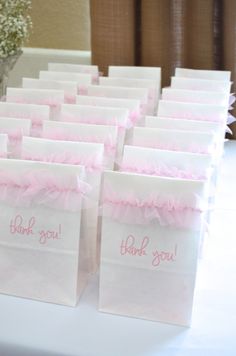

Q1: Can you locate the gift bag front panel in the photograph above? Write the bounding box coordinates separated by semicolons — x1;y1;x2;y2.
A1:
0;203;83;306
21;137;104;273
99;218;200;326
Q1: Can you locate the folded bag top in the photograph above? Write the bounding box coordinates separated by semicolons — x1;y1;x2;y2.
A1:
162;87;229;107
175;67;231;81
171;76;232;94
120;144;213;181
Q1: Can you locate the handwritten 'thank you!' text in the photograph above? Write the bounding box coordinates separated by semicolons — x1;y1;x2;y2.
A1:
9;214;62;245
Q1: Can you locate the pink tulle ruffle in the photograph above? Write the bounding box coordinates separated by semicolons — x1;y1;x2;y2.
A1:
101;186;205;229
0;128;23;142
0;169;90;211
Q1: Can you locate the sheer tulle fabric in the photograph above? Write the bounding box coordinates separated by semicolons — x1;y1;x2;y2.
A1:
78;86;88;95
129;110;141;127
0;170;90;211
0;128;23;142
21;152;104;172
101;186;205;229
65;95;76;104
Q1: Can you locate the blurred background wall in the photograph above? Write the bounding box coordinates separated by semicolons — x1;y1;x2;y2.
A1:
8;0;91;87
27;0;91;50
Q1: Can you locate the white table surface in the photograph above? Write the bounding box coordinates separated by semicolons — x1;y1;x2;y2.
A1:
0;141;236;356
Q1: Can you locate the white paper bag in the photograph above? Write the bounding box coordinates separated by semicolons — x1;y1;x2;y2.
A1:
22;78;77;104
43;120;118;169
132;127;216;156
87;85;149;122
162;88;229;107
48;63;99;84
0;117;31;158
108;65;161;100
157;100;228;124
171;77;232;94
145;116;225;156
60;104;129;164
0;102;50;137
6;88;64;121
0;134;8;158
99;77;158;115
120;145;212;181
175;68;231;81
0;158;89;306
21;137;104;273
39;71;92;94
145;116;224;135
76;96;141;130
99;171;208;326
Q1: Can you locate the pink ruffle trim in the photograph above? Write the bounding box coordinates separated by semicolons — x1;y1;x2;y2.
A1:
0;170;90;211
101;188;205;229
0;128;24;142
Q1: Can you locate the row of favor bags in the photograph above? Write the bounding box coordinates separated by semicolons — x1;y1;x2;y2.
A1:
0;64;231;327
0;64;104;306
98;67;230;326
0;64;160;307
